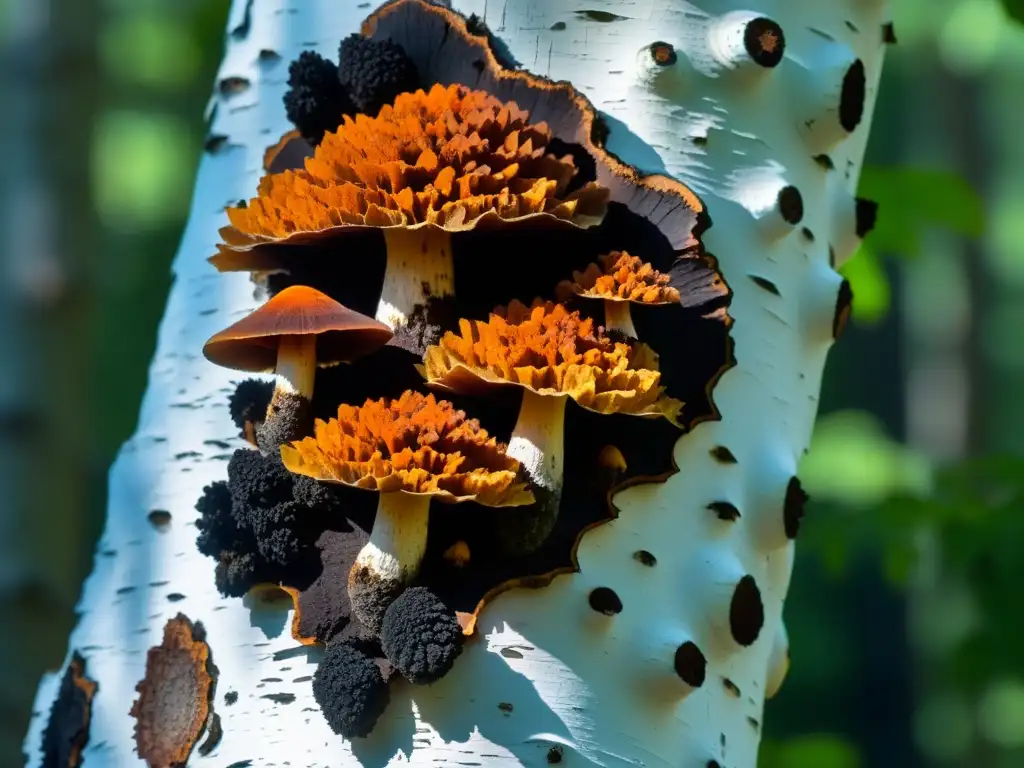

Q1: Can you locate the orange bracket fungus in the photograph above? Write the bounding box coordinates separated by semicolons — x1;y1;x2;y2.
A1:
130;615;216;768
203;285;392;450
423;300;682;555
281;390;533;632
212;83;608;340
557;251;681;338
41;652;97;768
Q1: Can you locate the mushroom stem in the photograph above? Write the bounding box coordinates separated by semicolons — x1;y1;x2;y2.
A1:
348;491;430;633
378;227;455;331
258;334;318;452
273;334;318;400
603;300;638;338
500;391;567;554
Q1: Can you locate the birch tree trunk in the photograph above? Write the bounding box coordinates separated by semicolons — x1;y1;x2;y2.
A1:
24;1;890;766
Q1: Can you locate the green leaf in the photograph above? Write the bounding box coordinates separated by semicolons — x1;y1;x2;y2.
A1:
1002;0;1024;23
857;167;985;259
759;735;861;768
839;244;890;324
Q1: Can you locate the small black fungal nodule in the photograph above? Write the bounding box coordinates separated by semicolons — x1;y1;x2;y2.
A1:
633;550;657;567
219;76;251;96
743;17;785;68
833;280;854;341
588;587;623;616
709;446;737;464
224;690;238;705
576;10;627;23
547;745;564;763
707;502;740;522
204;134;230;154
784;476;809;538
839;60;867;133
649;41;677;66
337;34;418;116
729;575;765;646
283;51;352;146
673;641;707;687
813;154;835;170
777;186;804;225
380;587;463;684
855;197;879;238
312;639;390;738
148;510;171;530
228;378;274;431
749;275;781;296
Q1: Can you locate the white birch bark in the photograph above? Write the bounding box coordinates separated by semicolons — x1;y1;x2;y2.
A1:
24;1;889;766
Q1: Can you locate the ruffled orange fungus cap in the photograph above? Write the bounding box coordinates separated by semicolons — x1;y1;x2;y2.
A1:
422;300;683;422
220;83;608;248
280;390;534;505
560;251;681;305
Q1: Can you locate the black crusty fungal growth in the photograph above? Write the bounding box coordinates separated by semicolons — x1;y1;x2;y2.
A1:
215;550;262;598
784;476;810;538
312;639;390;738
227;378;274;431
380;587;463;684
194;480;237;557
337;34;418;115
193;448;342;596
283;50;352;145
41;652;96;768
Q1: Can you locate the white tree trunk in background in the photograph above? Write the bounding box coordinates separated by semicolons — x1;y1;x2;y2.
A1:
24;1;888;766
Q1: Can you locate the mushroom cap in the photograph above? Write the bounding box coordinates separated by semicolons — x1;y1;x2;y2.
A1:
202;285;393;372
211;83;608;270
421;300;682;424
557;251;681;306
280;390;534;506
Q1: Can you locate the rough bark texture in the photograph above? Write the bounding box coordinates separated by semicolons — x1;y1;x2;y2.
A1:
23;1;889;766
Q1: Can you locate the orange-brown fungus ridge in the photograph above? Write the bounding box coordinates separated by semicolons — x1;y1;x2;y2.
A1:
423;300;682;422
219;83;607;250
130;615;215;768
281;390;532;505
565;251;681;305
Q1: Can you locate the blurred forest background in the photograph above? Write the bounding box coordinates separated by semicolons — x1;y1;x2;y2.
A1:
1;0;1022;766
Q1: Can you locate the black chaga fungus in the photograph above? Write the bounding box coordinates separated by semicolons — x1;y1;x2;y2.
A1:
251;500;314;567
337;34;418;115
380;587;463;684
42;652;96;768
292;474;346;514
214;550;261;598
226;448;293;515
283;50;352;145
194;480;238;557
228;378;274;431
312;639;390;739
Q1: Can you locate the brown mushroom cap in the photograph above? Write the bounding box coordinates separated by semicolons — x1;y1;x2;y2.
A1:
421;300;682;423
280;390;534;506
558;251;682;305
202;285;393;372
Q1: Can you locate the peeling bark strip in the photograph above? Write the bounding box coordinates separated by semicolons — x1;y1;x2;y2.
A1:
23;0;889;765
130;615;216;768
40;652;96;768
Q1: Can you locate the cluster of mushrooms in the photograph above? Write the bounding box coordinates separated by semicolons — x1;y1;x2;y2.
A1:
192;17;708;741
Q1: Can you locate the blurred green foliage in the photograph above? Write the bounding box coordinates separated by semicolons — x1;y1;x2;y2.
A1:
1001;0;1024;23
841;167;984;324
